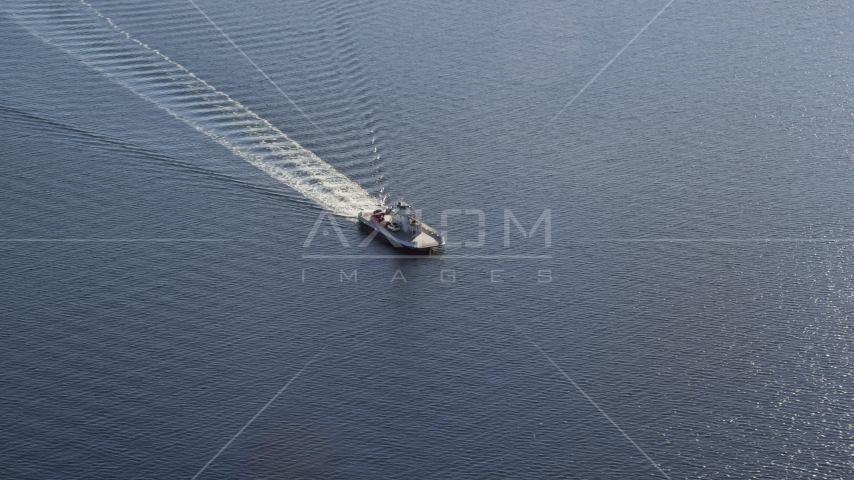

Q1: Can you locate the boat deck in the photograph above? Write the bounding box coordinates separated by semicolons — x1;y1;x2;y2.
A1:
357;212;444;249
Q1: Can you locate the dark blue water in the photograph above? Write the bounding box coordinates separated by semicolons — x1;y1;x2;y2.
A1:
2;0;854;478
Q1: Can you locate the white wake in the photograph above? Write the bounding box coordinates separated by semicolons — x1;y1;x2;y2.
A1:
10;0;382;216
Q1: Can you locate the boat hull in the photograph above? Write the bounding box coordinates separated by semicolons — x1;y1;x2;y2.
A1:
357;211;444;249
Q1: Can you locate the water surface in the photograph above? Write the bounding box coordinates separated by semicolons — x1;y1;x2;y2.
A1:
1;0;853;478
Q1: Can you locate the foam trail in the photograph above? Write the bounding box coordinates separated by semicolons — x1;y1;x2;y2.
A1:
9;0;382;217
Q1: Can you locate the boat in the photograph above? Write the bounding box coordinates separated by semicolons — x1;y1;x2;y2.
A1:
358;200;445;249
